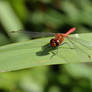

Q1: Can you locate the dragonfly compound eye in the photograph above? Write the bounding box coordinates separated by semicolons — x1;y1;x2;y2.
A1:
50;39;59;47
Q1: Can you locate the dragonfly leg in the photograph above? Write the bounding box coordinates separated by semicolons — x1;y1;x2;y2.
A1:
50;42;70;59
50;51;56;59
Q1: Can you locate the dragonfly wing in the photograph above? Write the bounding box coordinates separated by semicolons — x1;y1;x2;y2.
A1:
10;31;56;38
58;37;92;62
56;40;90;63
22;31;55;38
10;30;55;38
64;36;92;61
67;36;92;50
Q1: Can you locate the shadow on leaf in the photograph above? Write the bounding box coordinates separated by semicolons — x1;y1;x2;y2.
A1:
36;43;57;56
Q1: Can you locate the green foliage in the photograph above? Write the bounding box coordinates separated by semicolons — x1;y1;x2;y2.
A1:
0;33;92;72
0;0;92;92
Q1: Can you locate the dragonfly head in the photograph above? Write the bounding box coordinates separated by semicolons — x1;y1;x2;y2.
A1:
50;39;60;47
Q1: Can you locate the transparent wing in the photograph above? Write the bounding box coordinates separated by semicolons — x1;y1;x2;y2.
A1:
10;31;55;38
57;37;92;63
24;31;56;38
65;36;92;60
67;36;92;50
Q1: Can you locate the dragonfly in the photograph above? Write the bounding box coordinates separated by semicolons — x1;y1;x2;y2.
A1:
10;27;92;62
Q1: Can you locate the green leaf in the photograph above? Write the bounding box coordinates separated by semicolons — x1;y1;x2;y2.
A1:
0;1;23;31
0;33;92;72
0;33;10;46
0;1;29;42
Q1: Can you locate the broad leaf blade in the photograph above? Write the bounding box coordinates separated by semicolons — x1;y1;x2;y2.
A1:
0;33;92;72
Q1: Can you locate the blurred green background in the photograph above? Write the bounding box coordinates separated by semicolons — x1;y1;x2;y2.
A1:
0;0;92;92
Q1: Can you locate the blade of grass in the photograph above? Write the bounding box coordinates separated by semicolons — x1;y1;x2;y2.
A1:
0;1;29;42
0;33;92;72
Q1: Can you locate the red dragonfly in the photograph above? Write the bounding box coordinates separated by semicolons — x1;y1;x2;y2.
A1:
50;27;76;47
11;27;92;61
